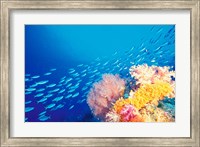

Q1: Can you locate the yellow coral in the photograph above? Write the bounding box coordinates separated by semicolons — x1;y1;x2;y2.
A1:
113;81;173;112
131;81;173;109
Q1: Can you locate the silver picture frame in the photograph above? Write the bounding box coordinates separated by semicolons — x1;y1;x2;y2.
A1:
0;0;199;146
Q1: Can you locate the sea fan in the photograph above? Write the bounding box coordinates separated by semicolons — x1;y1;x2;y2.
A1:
87;74;125;120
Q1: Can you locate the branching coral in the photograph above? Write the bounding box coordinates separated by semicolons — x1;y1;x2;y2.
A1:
129;64;175;98
87;74;125;120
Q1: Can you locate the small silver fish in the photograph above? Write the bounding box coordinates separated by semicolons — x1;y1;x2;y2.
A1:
31;75;40;79
36;80;49;85
58;89;66;94
25;100;32;105
68;89;76;93
25;107;34;112
52;96;64;102
65;94;72;99
25;74;31;77
66;83;72;88
26;88;36;92
39;111;46;116
38;115;50;121
34;93;44;98
30;83;38;88
56;104;64;109
45;103;56;109
49;88;60;93
69;105;74;110
36;88;45;93
72;92;79;98
47;84;56;88
45;94;53;98
25;91;32;95
37;97;47;103
44;72;52;76
50;68;56;71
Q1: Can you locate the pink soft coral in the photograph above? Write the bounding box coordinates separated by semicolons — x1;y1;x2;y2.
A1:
87;74;125;120
119;104;141;122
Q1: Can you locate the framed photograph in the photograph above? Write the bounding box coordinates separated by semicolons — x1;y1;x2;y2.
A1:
1;0;199;146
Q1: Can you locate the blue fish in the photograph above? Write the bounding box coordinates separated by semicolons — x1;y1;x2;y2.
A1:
25;91;32;95
68;69;75;74
50;68;56;71
36;80;49;85
45;94;53;98
34;93;44;98
44;72;52;76
59;79;65;83
25;78;30;82
30;83;38;88
66;83;72;88
56;104;64;109
68;88;76;93
25;107;34;112
52;96;64;102
25;100;32;105
31;75;40;79
58;89;66;94
25;117;28;122
72;92;79;98
38;115;50;121
37;97;47;103
45;103;56;109
69;105;74;110
65;94;72;99
81;73;87;77
81;86;88;91
39;111;46;116
26;88;36;92
77;64;83;67
47;84;56;88
36;88;45;92
49;88;60;93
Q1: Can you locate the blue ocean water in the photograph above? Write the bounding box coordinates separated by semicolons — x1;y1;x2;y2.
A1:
25;25;175;122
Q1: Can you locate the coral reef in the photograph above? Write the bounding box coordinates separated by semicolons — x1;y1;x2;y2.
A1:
87;74;125;120
129;64;175;98
87;64;175;122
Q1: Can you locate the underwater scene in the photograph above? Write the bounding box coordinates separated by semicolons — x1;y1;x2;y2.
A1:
25;25;175;122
